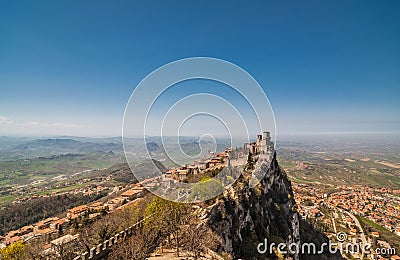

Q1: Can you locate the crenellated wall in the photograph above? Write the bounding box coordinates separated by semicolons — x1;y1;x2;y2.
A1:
73;217;148;260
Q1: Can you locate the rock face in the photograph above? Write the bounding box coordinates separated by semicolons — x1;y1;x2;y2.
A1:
206;152;343;260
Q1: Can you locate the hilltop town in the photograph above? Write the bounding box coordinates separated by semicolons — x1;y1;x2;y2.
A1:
164;147;232;182
0;132;275;257
164;131;274;182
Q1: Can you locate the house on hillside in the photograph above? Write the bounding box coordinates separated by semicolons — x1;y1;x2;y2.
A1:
121;188;142;200
67;205;89;219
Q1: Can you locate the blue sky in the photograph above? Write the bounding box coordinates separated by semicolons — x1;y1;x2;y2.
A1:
0;1;399;137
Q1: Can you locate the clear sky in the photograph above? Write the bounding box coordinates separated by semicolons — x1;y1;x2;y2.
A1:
0;1;399;137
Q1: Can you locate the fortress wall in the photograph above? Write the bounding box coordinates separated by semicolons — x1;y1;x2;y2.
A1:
73;218;146;260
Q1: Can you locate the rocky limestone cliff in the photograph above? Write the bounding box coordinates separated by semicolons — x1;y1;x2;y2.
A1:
206;152;343;260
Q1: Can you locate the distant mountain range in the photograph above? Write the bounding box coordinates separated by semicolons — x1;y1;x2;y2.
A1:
11;138;122;152
0;136;234;162
0;138;123;161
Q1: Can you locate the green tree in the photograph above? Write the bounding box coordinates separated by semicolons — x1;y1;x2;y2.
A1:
144;196;189;256
189;176;224;202
303;198;314;206
0;241;29;260
98;223;117;242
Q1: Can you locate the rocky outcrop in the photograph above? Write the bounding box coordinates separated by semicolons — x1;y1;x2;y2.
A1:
206;152;343;260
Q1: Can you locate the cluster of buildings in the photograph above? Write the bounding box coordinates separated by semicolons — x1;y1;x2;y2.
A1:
292;183;326;219
164;130;274;182
65;183;145;220
13;183;110;205
8;169;109;200
293;183;400;259
0;182;146;249
324;186;400;235
294;183;400;235
0;216;69;247
165;148;232;181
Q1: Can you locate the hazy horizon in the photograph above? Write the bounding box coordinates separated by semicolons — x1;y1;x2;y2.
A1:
2;132;400;141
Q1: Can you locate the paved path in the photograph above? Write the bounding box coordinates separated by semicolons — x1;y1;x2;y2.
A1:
345;211;366;244
344;210;367;258
147;248;213;259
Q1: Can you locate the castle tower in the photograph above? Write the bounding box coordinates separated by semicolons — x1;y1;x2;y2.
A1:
263;131;271;145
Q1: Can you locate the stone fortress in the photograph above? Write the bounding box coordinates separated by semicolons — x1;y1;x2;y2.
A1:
165;131;274;182
244;130;274;155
